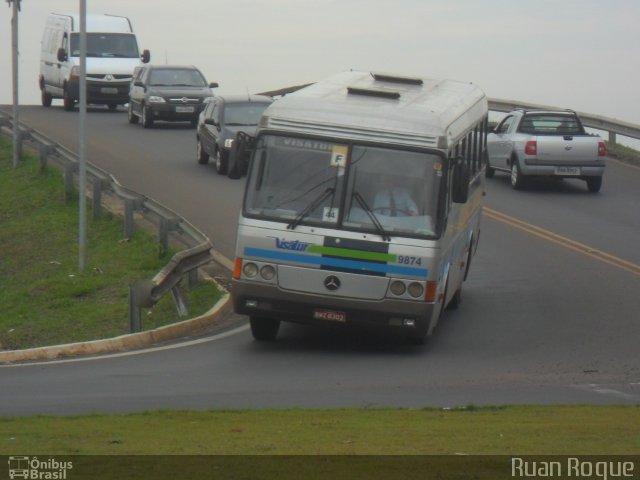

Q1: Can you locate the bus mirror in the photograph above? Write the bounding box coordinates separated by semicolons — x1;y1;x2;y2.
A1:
452;161;470;204
141;49;151;64
57;48;68;62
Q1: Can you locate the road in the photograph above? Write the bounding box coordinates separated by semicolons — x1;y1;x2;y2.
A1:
1;105;639;415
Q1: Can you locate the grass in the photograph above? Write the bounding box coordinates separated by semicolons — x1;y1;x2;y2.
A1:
0;137;222;351
1;406;639;454
606;141;640;166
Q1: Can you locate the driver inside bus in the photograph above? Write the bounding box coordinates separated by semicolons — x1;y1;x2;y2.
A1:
373;175;419;216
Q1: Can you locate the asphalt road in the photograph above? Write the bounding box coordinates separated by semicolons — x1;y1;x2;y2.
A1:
1;105;639;415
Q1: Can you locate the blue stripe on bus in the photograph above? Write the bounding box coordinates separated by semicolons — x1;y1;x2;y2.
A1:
244;247;428;277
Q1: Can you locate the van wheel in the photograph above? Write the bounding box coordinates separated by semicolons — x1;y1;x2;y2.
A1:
485;165;495;178
196;138;209;164
41;90;52;107
63;90;75;111
249;316;280;341
586;176;602;193
127;103;139;124
142;105;154;128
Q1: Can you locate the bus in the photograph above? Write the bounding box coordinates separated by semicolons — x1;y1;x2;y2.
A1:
231;71;488;344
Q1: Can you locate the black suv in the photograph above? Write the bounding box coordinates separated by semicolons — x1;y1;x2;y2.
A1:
127;65;217;128
196;94;273;176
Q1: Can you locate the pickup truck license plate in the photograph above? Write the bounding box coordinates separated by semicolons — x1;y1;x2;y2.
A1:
313;309;346;323
555;166;580;176
101;87;118;94
175;106;195;113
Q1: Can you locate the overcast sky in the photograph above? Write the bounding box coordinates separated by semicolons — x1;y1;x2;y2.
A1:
1;0;639;125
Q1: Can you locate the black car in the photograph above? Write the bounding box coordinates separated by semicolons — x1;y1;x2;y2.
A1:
127;65;217;128
196;94;273;175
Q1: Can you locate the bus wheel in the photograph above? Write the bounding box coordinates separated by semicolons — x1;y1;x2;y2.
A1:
447;287;462;310
249;316;280;341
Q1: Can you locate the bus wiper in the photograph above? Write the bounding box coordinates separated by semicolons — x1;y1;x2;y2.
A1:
287;187;335;231
352;191;391;242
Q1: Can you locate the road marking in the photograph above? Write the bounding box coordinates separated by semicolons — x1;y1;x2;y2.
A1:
484;207;640;277
0;324;250;368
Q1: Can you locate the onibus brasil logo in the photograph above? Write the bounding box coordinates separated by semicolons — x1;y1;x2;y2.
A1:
8;457;73;479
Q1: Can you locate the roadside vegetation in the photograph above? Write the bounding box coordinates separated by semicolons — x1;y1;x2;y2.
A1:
1;406;638;454
606;141;640;166
0;137;221;351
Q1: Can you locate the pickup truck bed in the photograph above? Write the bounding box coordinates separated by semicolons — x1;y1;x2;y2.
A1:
486;109;606;192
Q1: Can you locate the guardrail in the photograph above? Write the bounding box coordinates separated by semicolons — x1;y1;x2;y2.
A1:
487;98;640;144
258;86;640;145
0;110;214;333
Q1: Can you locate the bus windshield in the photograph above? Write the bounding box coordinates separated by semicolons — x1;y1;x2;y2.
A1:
244;135;444;238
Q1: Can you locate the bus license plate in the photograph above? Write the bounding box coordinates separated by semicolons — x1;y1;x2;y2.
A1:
555;166;580;176
175;106;195;113
101;87;118;94
313;309;346;323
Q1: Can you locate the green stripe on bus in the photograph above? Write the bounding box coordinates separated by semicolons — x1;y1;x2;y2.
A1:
307;245;396;262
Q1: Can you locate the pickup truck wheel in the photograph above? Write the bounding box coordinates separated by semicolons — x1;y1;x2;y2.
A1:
196;138;209;164
485;165;495;178
249;316;280;341
510;161;526;190
586;176;602;193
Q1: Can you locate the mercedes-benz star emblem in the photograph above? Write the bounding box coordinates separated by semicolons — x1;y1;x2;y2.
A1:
324;275;341;291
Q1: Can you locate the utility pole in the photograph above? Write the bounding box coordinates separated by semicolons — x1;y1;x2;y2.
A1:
8;0;20;167
78;0;88;271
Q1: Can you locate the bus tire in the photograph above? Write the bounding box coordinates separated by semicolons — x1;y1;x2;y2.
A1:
447;287;462;310
249;316;280;341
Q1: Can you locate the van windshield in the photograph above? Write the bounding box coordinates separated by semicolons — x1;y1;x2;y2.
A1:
244;135;444;238
70;33;139;58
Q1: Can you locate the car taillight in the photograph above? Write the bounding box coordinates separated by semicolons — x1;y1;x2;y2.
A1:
524;140;537;156
598;141;607;157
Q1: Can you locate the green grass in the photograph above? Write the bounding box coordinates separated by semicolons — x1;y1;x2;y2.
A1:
606;141;640;166
0;137;222;351
1;406;639;454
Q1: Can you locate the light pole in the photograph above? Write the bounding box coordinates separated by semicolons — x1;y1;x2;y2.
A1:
7;0;20;168
78;0;87;272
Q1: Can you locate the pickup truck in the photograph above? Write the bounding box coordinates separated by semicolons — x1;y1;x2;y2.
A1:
486;109;606;192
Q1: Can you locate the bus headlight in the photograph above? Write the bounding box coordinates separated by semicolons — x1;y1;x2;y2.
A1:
408;282;424;298
243;262;258;278
260;265;276;280
390;280;406;296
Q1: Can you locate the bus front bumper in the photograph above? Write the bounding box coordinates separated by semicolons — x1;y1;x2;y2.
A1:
232;279;438;337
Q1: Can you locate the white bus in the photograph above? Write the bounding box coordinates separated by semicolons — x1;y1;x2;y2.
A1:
232;71;488;344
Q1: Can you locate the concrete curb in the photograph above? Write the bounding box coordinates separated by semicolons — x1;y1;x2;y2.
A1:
0;294;231;365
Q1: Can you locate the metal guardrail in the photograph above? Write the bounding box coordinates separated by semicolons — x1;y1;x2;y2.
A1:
258;85;640;145
487;98;640;144
0;111;214;333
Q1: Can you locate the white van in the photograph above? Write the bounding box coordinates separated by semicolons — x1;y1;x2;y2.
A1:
39;13;150;111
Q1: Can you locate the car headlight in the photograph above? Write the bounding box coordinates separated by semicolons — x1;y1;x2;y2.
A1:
224;138;234;149
148;96;166;103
